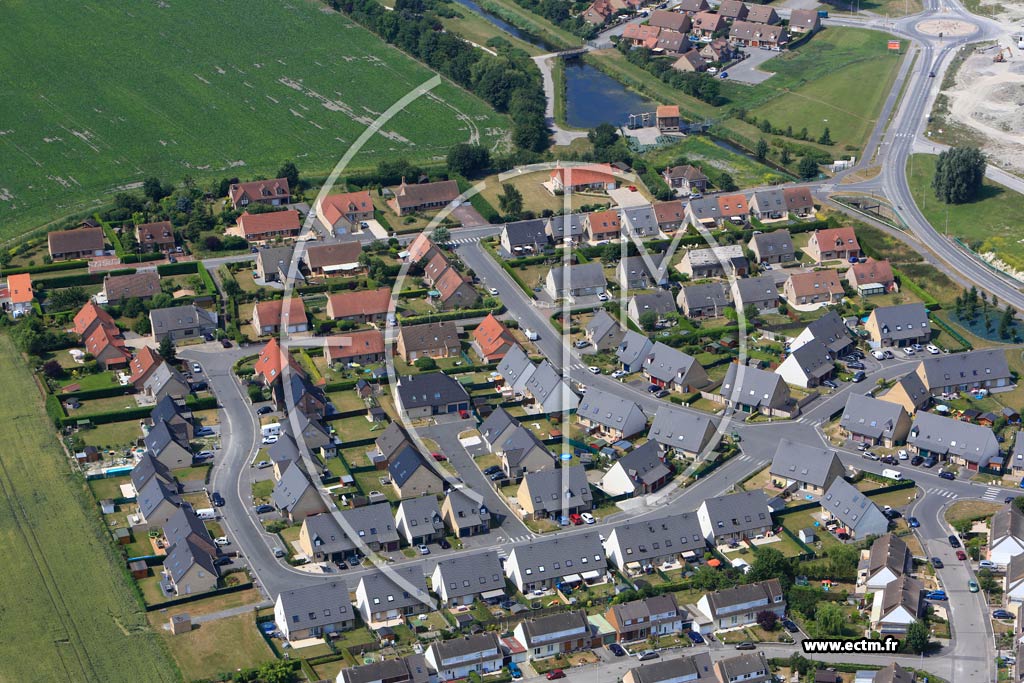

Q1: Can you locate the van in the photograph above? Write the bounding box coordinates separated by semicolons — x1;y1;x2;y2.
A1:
195;507;216;521
261;423;281;437
524;329;539;341
881;468;903;480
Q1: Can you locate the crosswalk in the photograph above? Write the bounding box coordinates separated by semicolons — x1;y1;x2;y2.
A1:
504;534;532;544
925;486;958;500
735;454;752;463
450;236;482;245
982;487;1002;501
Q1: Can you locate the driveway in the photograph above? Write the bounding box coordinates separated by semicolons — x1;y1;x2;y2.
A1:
723;48;782;85
452;203;488;228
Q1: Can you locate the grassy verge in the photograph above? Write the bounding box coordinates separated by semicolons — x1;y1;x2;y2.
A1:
475;0;581;49
153;611;273;682
0;334;178;682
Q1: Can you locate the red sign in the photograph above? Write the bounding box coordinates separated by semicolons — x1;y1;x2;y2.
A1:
888;40;901;51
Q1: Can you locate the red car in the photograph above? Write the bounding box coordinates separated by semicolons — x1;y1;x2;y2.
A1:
459;409;470;419
569;513;583;526
956;550;967;561
547;671;566;680
431;453;447;462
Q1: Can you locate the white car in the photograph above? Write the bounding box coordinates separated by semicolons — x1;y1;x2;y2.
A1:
417;544;430;555
611;370;627;379
588;366;601;374
597;293;609;302
192;363;202;373
580;512;595;524
898;449;909;460
488;287;499;296
871;350;886;360
926;344;940;354
214;536;230;547
261;435;279;445
903;347;916;356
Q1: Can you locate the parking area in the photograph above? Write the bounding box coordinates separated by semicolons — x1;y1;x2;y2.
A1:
724;48;782;85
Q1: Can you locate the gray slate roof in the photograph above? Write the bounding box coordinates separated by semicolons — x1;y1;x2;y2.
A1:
431;550;505;600
721;363;786;408
700;490;771;537
547;262;606;292
627;654;714;683
917;348;1012;388
821;477;889;535
647;406;716;453
606;512;707;563
508;532;606;584
630;291;676;317
616;330;655;368
398;495;444;534
870;303;930;341
587;309;624;345
620;205;661;237
908;411;999;464
276;580;351;632
804;311;853;355
388;445;437;488
358;564;429;613
132;450;173;492
164;537;217;583
547;214;585;240
840;394;908;440
503;219;549;249
149;304;217;336
577;388;647;433
679;282;731;312
769;438;843;489
610;441;672;488
706;579;783;616
734;275;779;306
521;465;592;512
137;475;181;520
396;372;470;410
642;342;701;384
271;463;316;513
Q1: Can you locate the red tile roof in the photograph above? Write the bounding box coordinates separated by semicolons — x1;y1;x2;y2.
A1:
135;221;175;248
406;233;439;263
653;200;686;226
813;226;859;252
48;227;104;256
229;178;290;207
717;193;749;217
323;330;386;362
8;273;33;305
848;258;894;286
435;267;474;303
472;313;516;362
587;209;621;235
237;210;301;238
74;301;116;338
787;269;844;299
326;287;393;320
84;324;129;363
320;191;374;226
656;105;680;118
550;163;616;188
129;346;163;384
253;338;304;384
253;298;308;330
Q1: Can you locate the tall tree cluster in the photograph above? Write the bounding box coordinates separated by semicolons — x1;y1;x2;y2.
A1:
931;146;986;204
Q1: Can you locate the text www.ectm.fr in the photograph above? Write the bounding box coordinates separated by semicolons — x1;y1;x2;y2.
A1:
802;637;901;654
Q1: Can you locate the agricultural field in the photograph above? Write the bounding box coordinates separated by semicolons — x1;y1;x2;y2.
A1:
0;0;509;240
0;334;177;682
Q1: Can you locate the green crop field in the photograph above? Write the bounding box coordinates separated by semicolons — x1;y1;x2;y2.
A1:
0;0;509;241
0;334;178;682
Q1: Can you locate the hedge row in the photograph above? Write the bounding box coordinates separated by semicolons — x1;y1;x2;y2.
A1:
399;305;503;326
61;384;135;401
157;261;199;276
57;393;218;427
41;268;137;289
893;267;939;310
5;259;88;276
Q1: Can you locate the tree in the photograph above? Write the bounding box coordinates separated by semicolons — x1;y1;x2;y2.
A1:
446;143;491;178
756;610;779;631
277;161;300;189
798;127;809;140
639;311;659;332
415;356;437;371
788;586;821;620
759;119;773;134
814;603;845;636
600;242;619;264
932;146;986;204
432;226;451;245
798;156;819;179
588;122;620;151
203;235;223;251
42;359;64;379
748;547;794;588
905;619;931;653
756;138;769;161
818;127;833;145
1013;496;1024;516
779;148;792;165
498;184;524;218
142;176;171;202
46;286;89;312
256;660;298;683
133;317;152;336
158;336;176;362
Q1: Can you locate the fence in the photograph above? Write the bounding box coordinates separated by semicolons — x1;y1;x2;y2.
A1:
143;581;255;612
929;313;973;351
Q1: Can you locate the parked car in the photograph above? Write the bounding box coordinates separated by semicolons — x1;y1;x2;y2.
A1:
261;435;279;445
489;471;505;481
214;536;230;547
213;556;233;567
439;538;451;549
580;512;595;525
597;293;609;302
417;544;430;555
574;340;590;349
980;560;997;570
911;455;924;466
956;549;967;561
923;457;937;468
994;609;1014;619
488;288;499;296
609;643;626;657
647;384;660;393
949;535;961;548
903;347;916;356
898;449;909;460
851;371;867;383
872;350;887;360
939;470;955;480
927;344;940;354
509;663;523;680
272;547;286;558
687;631;705;644
781;619;799;633
588;366;601;374
611;369;627;378
908;516;920;528
637;650;659;661
569;513;584;526
655;389;669;398
968;579;980;593
211;491;225;507
822;379;839;389
192;363;202;374
221;339;232;348
256;406;273;415
459;409;470;419
256;460;272;469
546;670;566;680
931;557;944;569
483;465;502;476
735;641;756;651
862;452;880;461
431;452;447;462
847;361;865;370
925;590;948;601
254;504;274;514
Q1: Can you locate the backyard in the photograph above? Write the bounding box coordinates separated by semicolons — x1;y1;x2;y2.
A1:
155;612;273;682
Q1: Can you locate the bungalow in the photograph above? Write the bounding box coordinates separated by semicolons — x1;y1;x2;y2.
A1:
716;194;749;224
717;0;748;20
621;205;661;239
545;214;586;245
616;330;654;373
388;179;460;216
623;23;663;49
325;287;392;323
513;610;593;660
735;275;780;312
916;348;1013;395
426;633;504;682
871;575;923;634
729;21;788;49
716;363;791;414
783;269;844;306
627;291;676;328
789;9;821;33
145;420;192;470
881;371;932;415
676;0;710;14
648;9;692;33
677;245;747;279
652;200;687;233
252;298;308;336
603;513;706;572
865;303;931;348
662;165;708;195
714;653;773;683
544;262;606;300
747;189;787;222
792;311;855;357
441;488;491;538
776;338;835;388
847;258;896;296
678;282;731;319
274;581;354;642
338;657;431;683
501;219;549;256
908;411;999;470
647;407;717;458
396;321;460;362
768;439;845;494
864;534;913;592
821;478;890;539
622;654;715;683
548;163;617;194
691;11;726;37
304;241;364;278
642;342;709;393
395;495;445;546
317;191;375;234
394;372;471;419
48;227;105;261
355;565;430;626
237;210;301;243
255;246;297;283
430;551;506;607
504;532;607;592
745;4;780;23
618;254;669;290
586;309;626;352
272;464;328;523
840;394;912;447
606;594;688;643
517;465;592;520
470;313;516;363
600;441;673;497
807;227;861;263
697;491;772;545
783;187;815;216
323;329;386;367
576;389;647;440
135;221;176;253
990;505;1024;566
149;304;217;343
748;228;794;263
695;579;785;632
229;178;290;209
584;209;622;243
388;446;444;499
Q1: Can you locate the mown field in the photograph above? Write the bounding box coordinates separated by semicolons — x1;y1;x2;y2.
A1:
0;0;509;240
0;334;178;683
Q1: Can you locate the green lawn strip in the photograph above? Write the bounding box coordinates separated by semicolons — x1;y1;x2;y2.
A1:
156;611;274;682
475;0;582;48
79;419;144;449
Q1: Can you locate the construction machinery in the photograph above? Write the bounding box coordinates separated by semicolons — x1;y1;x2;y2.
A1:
994;46;1013;62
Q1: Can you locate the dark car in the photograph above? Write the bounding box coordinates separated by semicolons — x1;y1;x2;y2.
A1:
851;370;867;382
655;389;670;398
609;643;626;657
948;534;961;549
254;504;274;514
213;556;233;566
221;339;232;348
256;406;273;415
335;561;348;570
735;641;757;650
546;670;566;680
923;457;937;468
847;361;866;370
439;538;451;549
880;455;897;465
931;557;944;569
489;471;505;481
483;465;502;476
939;471;955;480
647;384;660;393
781;619;799;633
908;516;920;528
822;379;839;389
994;609;1014;620
687;631;705;644
911;455;924;466
211;491;225;507
956;549;967;560
1007;497;1018;505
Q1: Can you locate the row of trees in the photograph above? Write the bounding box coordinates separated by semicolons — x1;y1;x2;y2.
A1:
616;42;724;105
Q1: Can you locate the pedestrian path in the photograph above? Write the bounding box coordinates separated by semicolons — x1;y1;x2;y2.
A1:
450;236;481;244
925;486;958;500
502;533;533;544
981;486;1002;501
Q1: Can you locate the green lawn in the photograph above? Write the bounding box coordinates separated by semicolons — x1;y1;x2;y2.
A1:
156;612;273;682
71;395;143;417
906;154;1024;272
79;419;144;449
0;334;178;682
88;475;133;502
642;136;791;189
333;415;388;444
0;0;508;239
57;371;122;392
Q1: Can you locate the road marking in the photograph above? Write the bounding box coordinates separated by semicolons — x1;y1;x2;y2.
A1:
926;487;958;499
982;487;1000;500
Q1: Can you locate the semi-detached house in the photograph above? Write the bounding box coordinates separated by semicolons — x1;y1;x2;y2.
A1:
504;532;607;592
425;633;503;682
430;551;506;607
513;610;593;660
695;579;785;632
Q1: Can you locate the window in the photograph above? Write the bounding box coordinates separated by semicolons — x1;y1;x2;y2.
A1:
292;615;300;623
309;612;316;620
324;609;331;617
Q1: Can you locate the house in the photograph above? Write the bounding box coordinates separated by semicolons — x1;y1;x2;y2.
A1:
272;464;328;523
74;300;117;338
865;304;931;348
908;411;999;470
163;537;218;595
497;344;536;395
616;330;655;373
395;496;445;546
768;439;845;494
469;313;515;363
388;179;460;215
678;282;731;319
864;534;913;591
618;255;668;291
84;323;131;369
821;477;890;539
695;579;785;632
504;531;607;592
337;656;431;683
916;349;1013;395
776;338;835;388
717;0;748;20
432;267;479;311
697;491;772;544
789;9;821;33
406;233;440;264
582;0;614;24
783;269;844;306
317;191;375;234
729;21;789;49
48;227;105;261
523;359;579;413
252;298;308;336
685;196;721;227
128;345;164;390
481;411;553;477
163;503;216;558
229;177;290;209
655;105;681;133
548;163;617;194
151;395;194;441
274;581;354;642
237;210;301;243
394;372;470;419
792;311;855;357
642;342;709;393
700;38;737;63
653;200;687;233
501;219;549;256
576;389;647;440
586;309;626;352
881;371;931;415
647;407;717;457
256;246;297;283
990;506;1024;566
716;363;791;414
623;23;663;49
691;11;726;37
355;565;429;626
135;221;176;252
628;291;676;328
323;329;386;367
748;228;794;263
649;9;692;32
871;575;923;634
583;209;622;243
100;271;161;305
423;251;452;287
441;488;491;537
298;505;399;562
137;476;182;527
808;227;861;263
145;420;192;470
396;321;460;362
714;653;773;683
1005;554;1024;601
513;610;593;660
783;186;815;216
677;245;747;279
325;287;392;323
430;551;506;607
677;0;710;13
606;594;688;642
662;165;708;195
622;654;715;683
745;4;780;23
545;214;586;245
655;29;691;54
735;275;780;312
747;189;787;222
149;304;217;343
604;513;707;572
304;241;364;278
426;633;504;682
141;359;190;402
388;446;444;499
621;205;662;239
600;442;673;497
517;465;592;520
253;338;304;387
544;262;606;300
847;258;896;296
716;194;749;224
840;395;912;447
